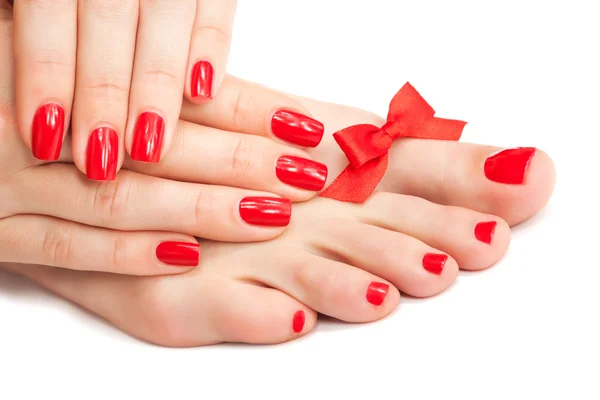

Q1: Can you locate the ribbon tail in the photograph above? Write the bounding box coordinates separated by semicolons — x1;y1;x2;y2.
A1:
320;155;389;203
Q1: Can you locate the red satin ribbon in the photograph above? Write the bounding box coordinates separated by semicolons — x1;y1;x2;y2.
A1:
319;82;467;203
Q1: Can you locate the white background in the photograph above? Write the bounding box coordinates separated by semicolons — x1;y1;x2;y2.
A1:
1;1;599;399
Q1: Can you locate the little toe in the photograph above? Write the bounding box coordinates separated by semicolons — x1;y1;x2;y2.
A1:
242;251;400;323
359;192;511;271
312;219;459;298
383;140;556;226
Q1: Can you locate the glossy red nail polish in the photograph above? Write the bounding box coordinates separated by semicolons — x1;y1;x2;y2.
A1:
484;147;536;184
156;242;200;267
422;253;448;275
366;282;389;306
293;310;305;333
239;197;292;227
190;61;214;100
276;156;328;191
271;110;324;147
131;112;165;163
86;127;118;181
32;103;65;161
475;221;497;244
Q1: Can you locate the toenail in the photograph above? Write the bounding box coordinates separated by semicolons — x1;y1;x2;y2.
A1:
474;221;497;244
422;253;448;275
293;310;306;333
366;282;389;306
484;147;537;184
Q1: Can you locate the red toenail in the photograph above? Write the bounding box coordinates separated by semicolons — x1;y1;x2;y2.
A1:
484;147;536;184
475;221;497;244
422;253;448;275
293;311;305;333
366;282;389;306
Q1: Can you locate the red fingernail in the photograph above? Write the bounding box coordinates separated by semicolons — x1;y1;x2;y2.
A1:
366;282;389;306
293;310;305;333
190;60;214;100
475;221;497;244
276;156;328;191
156;242;200;267
271;110;324;147
32;103;65;161
86;127;118;181
239;197;292;227
422;253;448;275
131;112;165;163
484;147;536;184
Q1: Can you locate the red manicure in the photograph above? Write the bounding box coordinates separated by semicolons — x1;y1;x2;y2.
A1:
156;242;200;267
131;112;165;163
475;221;497;244
86;127;118;181
484;147;536;184
293;310;305;333
366;282;389;306
422;253;448;275
190;60;214;100
32;103;65;161
239;197;292;227
271;110;324;147
276;156;328;191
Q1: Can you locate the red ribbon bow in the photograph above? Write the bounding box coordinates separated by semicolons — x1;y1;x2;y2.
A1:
319;82;467;203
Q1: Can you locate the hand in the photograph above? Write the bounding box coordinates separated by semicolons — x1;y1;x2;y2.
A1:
11;0;237;179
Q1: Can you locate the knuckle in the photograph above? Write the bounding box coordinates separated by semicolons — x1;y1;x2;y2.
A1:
82;75;130;101
92;177;133;222
193;188;215;227
109;233;129;273
83;0;136;19
229;136;255;180
140;62;182;87
22;0;74;12
192;21;231;45
42;223;74;265
229;86;253;129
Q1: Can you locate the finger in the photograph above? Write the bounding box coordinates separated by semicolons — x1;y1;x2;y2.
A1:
185;0;236;103
71;0;138;180
126;0;195;163
13;0;76;160
180;75;325;148
14;163;292;241
0;214;199;274
123;120;328;201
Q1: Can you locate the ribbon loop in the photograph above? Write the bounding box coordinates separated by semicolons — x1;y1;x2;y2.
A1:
320;82;467;203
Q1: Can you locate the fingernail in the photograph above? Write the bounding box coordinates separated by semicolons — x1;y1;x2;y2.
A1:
86;127;118;181
131;112;165;163
32;103;65;161
475;221;497;244
293;310;305;333
156;241;200;267
484;147;536;184
276;156;328;191
271;110;324;147
239;197;292;227
190;60;214;100
366;282;389;306
422;253;448;275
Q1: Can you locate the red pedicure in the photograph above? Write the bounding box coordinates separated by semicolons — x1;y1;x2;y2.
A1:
293;310;305;333
86;127;118;181
366;282;389;306
271;110;324;147
475;221;497;244
484;147;536;184
32;103;65;161
156;242;200;267
190;61;214;100
131;112;165;163
275;156;328;191
422;253;448;275
239;197;292;227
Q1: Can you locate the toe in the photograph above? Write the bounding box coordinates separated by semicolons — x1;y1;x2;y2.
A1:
360;192;511;271
382;140;556;226
242;250;401;323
